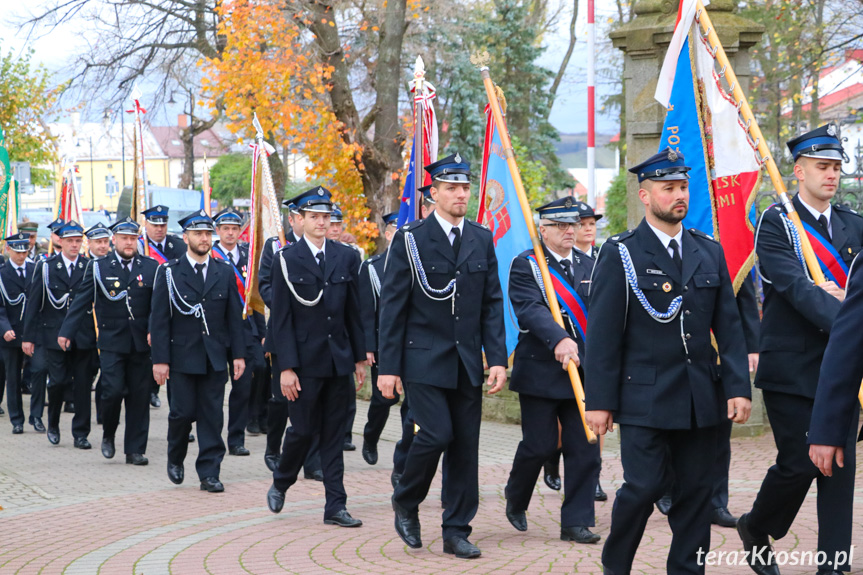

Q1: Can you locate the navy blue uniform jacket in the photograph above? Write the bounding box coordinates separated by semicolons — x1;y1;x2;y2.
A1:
269;238;365;377
508;245;592;399
584;219;750;429
149;256;246;374
0;260;35;349
755;194;863;398
378;218;507;388
59;252;158;354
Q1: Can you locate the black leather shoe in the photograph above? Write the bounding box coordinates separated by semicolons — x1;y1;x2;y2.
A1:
343;441;356;451
595;480;608;501
64;402;75;413
505;499;527;532
246;420;261;435
304;469;324;482
391;471;402;489
102;437;115;459
392;495;422;548
712;507;739;528
443;536;481;559
168;463;184;485
737;513;780;575
264;453;280;472
150;393;161;408
267;484;285;513
229;445;250;456
31;418;45;433
188;433;195;443
12;424;23;434
361;439;378;465
655;494;672;516
561;526;601;544
74;437;92;450
47;427;60;444
324;509;363;527
200;477;224;493
126;453;148;465
543;450;561;491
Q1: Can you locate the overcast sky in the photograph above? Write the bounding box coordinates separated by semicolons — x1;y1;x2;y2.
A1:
1;0;622;136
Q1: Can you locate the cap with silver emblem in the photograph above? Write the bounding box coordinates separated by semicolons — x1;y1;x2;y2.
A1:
787;123;846;162
425;153;471;184
628;147;691;183
536;197;583;224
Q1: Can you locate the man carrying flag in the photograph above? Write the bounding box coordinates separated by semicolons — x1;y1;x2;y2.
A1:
212;207;266;457
738;125;863;575
503;197;601;545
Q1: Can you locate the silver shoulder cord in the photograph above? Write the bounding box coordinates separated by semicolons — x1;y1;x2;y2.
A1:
368;262;382;310
42;260;71;311
0;271;25;320
754;208;814;286
92;261;135;320
279;251;323;306
589;243;629;330
404;231;457;314
164;265;210;335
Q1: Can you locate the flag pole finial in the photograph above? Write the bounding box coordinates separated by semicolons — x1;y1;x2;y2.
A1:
414;56;425;79
470;51;491;70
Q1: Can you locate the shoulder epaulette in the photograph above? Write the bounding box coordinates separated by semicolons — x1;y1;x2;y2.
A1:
688;228;718;242
466;219;491;232
605;229;635;243
834;203;861;217
401;218;428;232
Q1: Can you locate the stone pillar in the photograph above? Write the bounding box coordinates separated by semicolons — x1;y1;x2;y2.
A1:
610;0;766;437
610;0;763;229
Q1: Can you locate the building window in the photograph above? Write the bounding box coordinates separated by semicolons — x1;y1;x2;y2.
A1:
105;174;119;198
107;163;113;169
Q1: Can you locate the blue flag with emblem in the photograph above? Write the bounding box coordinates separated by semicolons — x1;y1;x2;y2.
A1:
397;144;417;228
476;104;533;357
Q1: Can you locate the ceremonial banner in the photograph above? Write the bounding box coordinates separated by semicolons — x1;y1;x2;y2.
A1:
655;0;761;292
57;161;85;224
0;126;11;240
476;101;532;357
128;86;150;256
397;65;438;227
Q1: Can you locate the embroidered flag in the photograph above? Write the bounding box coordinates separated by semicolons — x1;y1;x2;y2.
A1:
655;0;762;293
476;100;533;357
397;80;438;227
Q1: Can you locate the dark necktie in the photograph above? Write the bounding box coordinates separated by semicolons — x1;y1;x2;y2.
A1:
122;259;132;273
451;227;461;257
668;238;682;273
17;267;24;279
68;263;75;278
818;214;832;241
227;251;235;266
559;258;573;285
316;251;325;269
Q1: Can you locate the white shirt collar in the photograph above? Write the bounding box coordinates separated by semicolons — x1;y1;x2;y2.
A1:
646;220;684;253
61;253;79;269
116;252;133;266
798;195;832;226
218;242;240;261
303;235;326;258
433;210;465;244
546;246;574;264
186;253;209;271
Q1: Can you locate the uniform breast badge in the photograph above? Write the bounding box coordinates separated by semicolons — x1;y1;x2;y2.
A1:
662;282;672;293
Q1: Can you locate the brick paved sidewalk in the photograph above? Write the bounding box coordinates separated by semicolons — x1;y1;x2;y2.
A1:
0;392;861;574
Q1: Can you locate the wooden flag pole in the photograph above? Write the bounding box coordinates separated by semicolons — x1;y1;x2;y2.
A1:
695;1;863;408
478;64;596;444
202;154;212;216
694;1;822;283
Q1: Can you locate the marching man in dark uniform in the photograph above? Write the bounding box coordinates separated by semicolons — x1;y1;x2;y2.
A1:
359;211;399;466
149;210;246;492
585;149;751;575
378;153;508;559
738;124;863;575
265;186;366;527
0;233;39;434
504;197;601;544
258;201;322;481
58;217;158;465
23;221;98;448
139;204;185;409
212;206;264;457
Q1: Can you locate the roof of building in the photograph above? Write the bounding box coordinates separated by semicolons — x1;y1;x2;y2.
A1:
150;126;228;160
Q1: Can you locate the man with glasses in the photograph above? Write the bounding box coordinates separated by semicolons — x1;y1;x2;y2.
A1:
504;197;602;545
